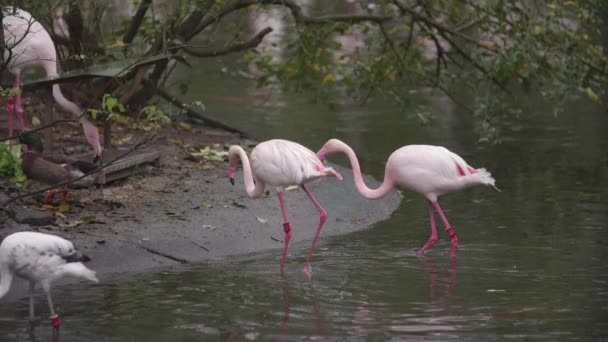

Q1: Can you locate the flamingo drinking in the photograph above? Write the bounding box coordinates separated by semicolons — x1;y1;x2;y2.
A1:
2;7;102;160
0;231;98;329
227;139;343;274
316;139;499;253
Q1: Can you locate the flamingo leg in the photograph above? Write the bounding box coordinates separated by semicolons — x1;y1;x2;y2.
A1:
29;281;36;321
7;96;15;140
301;184;327;276
419;200;439;254
13;74;26;131
42;284;60;329
278;191;291;273
432;201;458;248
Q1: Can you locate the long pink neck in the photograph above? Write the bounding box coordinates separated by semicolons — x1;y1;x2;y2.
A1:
229;146;265;198
339;144;394;199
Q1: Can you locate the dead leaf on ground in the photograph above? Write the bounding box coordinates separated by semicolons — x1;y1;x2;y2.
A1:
257;217;268;224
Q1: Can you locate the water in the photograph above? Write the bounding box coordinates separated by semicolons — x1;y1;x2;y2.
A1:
2;5;608;341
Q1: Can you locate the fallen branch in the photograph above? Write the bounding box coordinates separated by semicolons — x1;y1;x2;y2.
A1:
1;129;159;208
139;244;190;264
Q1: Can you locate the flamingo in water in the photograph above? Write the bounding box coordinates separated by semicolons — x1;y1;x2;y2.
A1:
0;231;98;329
227;139;343;274
316;139;499;253
2;7;102;160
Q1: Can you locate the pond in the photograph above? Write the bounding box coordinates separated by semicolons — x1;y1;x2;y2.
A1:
1;4;608;341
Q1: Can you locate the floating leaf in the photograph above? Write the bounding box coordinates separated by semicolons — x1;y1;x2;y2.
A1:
201;201;213;209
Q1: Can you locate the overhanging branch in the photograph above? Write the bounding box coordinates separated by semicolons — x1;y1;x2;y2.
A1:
183;26;273;57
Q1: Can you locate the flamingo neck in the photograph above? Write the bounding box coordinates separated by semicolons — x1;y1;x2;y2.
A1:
0;269;14;299
228;146;265;198
339;144;394;199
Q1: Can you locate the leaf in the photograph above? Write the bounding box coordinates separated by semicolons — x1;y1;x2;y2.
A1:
57;202;70;213
585;87;602;103
81;214;97;222
257;217;268;224
190;147;228;162
201;201;213;209
322;73;336;82
60;220;83;228
285;185;299;191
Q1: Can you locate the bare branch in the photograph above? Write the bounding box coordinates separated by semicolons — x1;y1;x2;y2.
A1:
183;26;273;57
123;0;153;47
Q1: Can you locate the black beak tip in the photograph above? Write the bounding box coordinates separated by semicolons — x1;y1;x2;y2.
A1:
229;178;235;186
82;254;92;262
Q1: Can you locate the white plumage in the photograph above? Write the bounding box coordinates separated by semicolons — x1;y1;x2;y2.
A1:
0;231;98;328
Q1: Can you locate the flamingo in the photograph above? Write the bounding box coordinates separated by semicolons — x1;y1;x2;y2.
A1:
0;231;98;329
316;139;499;254
2;7;102;160
227;139;343;274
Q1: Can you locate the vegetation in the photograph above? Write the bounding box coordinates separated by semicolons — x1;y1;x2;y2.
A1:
1;0;606;143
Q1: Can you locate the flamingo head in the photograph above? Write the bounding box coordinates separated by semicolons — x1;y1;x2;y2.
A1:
316;138;346;162
227;165;236;185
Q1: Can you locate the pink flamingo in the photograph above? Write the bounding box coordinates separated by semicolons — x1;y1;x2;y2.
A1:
316;139;499;253
227;139;343;274
2;7;102;160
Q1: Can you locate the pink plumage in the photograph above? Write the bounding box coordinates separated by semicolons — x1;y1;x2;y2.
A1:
227;139;342;275
2;7;102;159
317;139;499;254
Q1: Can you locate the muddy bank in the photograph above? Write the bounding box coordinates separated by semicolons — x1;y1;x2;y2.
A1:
0;128;401;301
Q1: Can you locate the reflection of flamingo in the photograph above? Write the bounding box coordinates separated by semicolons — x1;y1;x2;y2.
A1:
0;232;98;329
317;139;499;253
227;140;343;275
420;244;458;303
2;7;102;160
280;275;325;337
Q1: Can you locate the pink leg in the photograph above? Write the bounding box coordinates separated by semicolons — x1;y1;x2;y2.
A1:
432;201;458;248
278;192;291;274
13;74;26;131
301;184;327;276
7;96;14;139
419;201;439;254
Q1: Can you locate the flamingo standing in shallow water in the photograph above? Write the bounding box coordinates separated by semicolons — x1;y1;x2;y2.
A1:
0;231;98;329
2;7;102;160
316;139;499;253
227;139;343;274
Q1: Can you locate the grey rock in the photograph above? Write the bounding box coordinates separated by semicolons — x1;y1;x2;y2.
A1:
11;207;54;226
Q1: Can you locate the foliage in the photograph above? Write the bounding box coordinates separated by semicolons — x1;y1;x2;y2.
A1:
3;1;606;144
88;94;126;123
139;105;172;125
0;143;27;187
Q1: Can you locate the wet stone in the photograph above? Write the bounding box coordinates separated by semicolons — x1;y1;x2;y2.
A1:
11;207;54;226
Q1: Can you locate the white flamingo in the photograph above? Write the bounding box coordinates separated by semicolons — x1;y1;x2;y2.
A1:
317;139;499;254
0;231;98;329
227;139;343;275
2;7;102;160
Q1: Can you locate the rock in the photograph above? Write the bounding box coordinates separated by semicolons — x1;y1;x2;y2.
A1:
11;207;54;226
0;209;9;226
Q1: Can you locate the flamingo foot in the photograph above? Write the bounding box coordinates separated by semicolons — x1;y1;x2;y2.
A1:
419;237;438;255
303;263;312;277
50;315;60;329
445;227;458;247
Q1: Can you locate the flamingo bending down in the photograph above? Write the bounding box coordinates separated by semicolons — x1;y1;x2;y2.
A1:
227;139;343;274
316;139;499;254
0;231;98;329
2;7;102;160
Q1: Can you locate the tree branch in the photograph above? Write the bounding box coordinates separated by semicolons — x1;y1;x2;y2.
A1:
123;0;153;47
183;26;273;57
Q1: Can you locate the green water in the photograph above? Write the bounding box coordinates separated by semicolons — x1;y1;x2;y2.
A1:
2;8;608;341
